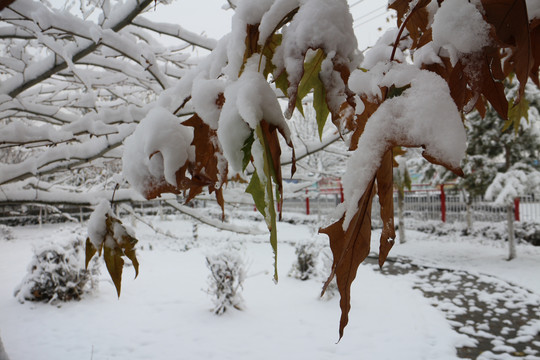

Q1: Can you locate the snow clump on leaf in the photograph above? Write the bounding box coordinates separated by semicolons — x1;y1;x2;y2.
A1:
122;107;194;197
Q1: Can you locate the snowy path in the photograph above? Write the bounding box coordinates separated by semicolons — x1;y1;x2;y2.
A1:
366;256;540;359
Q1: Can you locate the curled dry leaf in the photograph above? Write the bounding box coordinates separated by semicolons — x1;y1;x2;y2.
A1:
320;178;375;341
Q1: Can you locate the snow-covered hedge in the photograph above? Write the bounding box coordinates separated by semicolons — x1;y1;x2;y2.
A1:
410;219;540;246
205;249;246;315
14;237;100;304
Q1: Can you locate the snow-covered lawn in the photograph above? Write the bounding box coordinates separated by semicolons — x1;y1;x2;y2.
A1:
0;213;539;360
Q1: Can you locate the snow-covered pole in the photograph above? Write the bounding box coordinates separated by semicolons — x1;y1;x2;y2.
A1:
514;198;520;222
507;203;516;261
305;189;310;215
440;184;446;223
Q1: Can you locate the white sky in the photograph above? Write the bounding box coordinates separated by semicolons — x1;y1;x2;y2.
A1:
144;0;395;51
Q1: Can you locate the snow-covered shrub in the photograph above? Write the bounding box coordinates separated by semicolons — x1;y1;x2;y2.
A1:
289;242;320;281
205;249;246;315
515;222;540;246
0;225;13;241
14;237;99;304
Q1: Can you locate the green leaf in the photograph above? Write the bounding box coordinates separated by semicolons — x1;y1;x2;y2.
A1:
504;98;529;134
297;50;325;101
275;71;305;116
262;33;282;78
313;80;329;139
246;170;267;219
104;245;124;297
241;130;255;171
296;49;327;124
387;84;411;99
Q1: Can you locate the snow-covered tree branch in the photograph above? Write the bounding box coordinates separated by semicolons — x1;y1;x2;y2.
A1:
2;0;540;341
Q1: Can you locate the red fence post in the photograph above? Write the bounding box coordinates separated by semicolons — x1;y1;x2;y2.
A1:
339;181;344;203
514;197;520;221
306;189;310;215
440;184;446;223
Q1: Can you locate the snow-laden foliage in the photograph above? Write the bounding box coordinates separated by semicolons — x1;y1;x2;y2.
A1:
205;248;246;315
486;163;540;206
2;0;540;339
86;199;139;297
14;236;100;304
289;241;319;281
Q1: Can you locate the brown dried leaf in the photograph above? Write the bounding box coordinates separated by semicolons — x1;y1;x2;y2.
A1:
530;19;540;87
320;178;376;340
376;151;395;267
389;0;431;48
0;0;15;11
482;0;532;101
141;113;228;216
104;245;124;297
85;237;97;270
258;119;296;218
349;95;382;150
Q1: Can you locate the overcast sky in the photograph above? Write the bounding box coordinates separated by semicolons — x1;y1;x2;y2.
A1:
144;0;394;51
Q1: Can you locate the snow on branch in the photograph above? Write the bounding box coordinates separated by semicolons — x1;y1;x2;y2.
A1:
131;17;218;51
164;199;266;235
1;0;156;98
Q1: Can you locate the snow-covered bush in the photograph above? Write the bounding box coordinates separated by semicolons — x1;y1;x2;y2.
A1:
0;225;13;241
205;249;246;315
289;242;319;281
14;237;99;304
515;222;540;246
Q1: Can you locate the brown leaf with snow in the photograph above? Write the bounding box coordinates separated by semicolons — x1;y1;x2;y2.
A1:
320;178;375;341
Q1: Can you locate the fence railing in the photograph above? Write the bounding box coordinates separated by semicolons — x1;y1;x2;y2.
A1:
1;185;538;226
283;184;540;224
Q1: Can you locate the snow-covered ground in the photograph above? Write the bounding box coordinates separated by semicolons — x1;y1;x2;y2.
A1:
0;212;539;360
381;226;540;295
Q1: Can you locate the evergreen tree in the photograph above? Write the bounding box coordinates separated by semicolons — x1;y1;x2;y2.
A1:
414;80;540;206
412;80;540;258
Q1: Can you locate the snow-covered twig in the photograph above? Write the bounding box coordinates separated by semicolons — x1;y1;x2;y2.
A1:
164;199;266;235
118;203;180;240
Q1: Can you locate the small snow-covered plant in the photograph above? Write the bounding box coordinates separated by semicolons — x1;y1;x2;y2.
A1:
289;241;319;281
14;237;99;304
205;248;246;315
0;225;13;241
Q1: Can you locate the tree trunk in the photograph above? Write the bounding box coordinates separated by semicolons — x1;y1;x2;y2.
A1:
466;199;473;233
507;204;516;261
0;333;10;360
398;190;405;244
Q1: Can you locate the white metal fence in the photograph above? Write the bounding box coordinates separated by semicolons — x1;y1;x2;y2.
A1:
281;189;540;224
